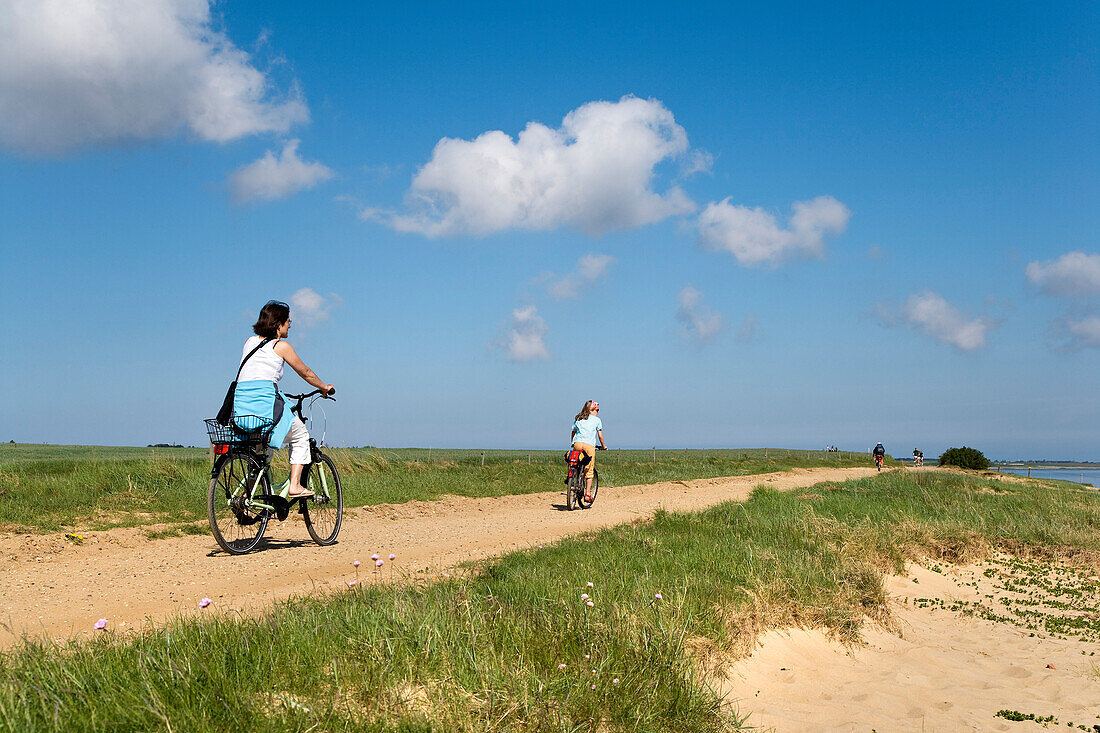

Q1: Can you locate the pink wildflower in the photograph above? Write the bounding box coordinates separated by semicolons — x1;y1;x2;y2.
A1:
199;598;212;608
94;618;107;630
388;553;396;560
580;593;589;600
371;553;379;561
584;654;590;660
586;582;594;588
654;592;663;601
353;560;360;567
347;580;357;587
558;663;566;670
613;678;620;685
375;559;384;567
586;600;594;608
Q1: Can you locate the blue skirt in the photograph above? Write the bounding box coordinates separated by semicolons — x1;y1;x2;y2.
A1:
232;380;293;448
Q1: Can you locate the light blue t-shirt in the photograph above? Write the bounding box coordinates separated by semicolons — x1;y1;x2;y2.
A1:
572;415;603;446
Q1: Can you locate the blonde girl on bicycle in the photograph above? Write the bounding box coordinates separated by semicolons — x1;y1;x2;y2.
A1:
571;400;606;503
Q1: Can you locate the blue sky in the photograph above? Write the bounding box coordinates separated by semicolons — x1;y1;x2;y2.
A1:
1;1;1097;459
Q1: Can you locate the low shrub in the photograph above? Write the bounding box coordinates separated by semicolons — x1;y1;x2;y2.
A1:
938;446;990;470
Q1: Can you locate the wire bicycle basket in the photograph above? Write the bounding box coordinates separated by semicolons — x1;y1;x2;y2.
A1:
204;416;275;448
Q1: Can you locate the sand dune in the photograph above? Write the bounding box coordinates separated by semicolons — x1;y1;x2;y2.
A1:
720;562;1100;732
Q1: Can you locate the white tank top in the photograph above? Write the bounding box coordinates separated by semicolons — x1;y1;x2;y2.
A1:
237;336;284;383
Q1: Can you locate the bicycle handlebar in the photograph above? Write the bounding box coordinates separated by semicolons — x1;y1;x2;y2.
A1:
284;388;335;401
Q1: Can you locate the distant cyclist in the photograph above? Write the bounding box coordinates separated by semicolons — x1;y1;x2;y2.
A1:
234;300;335;498
873;442;886;469
571;400;606;503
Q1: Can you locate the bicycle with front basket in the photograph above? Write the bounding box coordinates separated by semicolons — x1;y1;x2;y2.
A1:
204;389;342;554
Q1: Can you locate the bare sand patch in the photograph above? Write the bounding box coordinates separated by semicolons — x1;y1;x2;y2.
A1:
719;559;1100;732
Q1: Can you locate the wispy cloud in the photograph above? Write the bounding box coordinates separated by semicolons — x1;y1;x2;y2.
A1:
1064;316;1100;349
879;290;991;351
679;149;714;178
1025;251;1100;297
696;196;851;267
369;96;696;237
503;305;549;362
545;254;615;299
290;288;340;326
0;0;308;155
735;315;757;342
229;140;333;203
676;285;723;341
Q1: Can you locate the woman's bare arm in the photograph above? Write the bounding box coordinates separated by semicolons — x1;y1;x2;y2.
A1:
273;341;333;393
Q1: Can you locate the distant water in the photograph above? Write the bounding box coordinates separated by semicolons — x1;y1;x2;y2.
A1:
997;468;1100;486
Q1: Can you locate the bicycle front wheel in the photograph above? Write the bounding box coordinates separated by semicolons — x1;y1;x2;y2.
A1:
303;453;342;545
208;452;270;554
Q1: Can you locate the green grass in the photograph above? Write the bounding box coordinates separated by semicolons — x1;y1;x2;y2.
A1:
0;443;875;532
0;470;1097;732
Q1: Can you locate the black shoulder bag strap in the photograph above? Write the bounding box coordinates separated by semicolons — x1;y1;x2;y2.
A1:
216;338;273;425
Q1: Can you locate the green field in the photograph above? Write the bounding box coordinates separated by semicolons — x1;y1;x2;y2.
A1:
0;470;1097;731
0;443;878;533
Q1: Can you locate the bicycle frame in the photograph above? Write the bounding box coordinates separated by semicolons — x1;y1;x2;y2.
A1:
211;389;335;515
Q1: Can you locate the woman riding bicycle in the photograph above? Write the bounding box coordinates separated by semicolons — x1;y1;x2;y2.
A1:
571;400;606;503
234;300;334;498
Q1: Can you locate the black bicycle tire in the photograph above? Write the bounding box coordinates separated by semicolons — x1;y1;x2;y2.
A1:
208;451;269;555
569;464;586;510
578;469;598;509
303;453;343;545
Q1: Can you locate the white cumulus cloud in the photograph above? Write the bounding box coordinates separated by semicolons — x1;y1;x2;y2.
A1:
0;0;308;155
676;285;723;341
1025;252;1100;297
290;288;339;326
375;96;696;237
546;253;615;299
229;140;333;203
883;290;991;351
504;305;549;362
697;195;851;267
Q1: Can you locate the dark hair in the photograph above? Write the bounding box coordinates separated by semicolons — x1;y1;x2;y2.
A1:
253;300;290;337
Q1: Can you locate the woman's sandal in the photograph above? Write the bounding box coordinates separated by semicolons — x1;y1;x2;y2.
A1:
288;487;315;498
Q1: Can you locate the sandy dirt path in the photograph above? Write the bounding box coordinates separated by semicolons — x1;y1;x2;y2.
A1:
0;466;875;647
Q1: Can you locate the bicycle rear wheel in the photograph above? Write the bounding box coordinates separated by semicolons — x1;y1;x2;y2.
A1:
303;453;342;545
208;452;269;554
578;469;598;509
